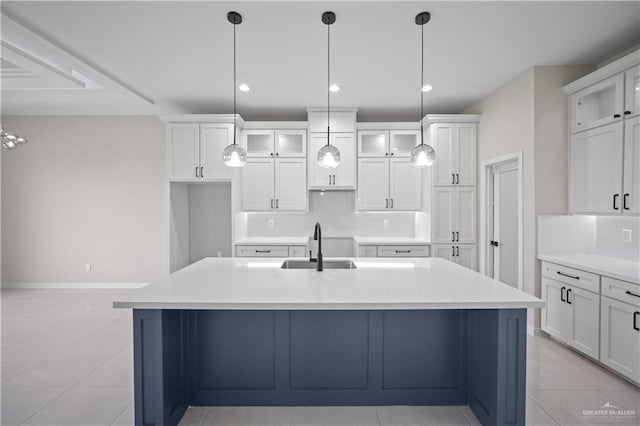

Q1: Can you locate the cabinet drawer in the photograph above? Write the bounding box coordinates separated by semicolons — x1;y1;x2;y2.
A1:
236;245;289;257
288;246;307;258
377;245;430;257
602;276;640;307
358;245;378;257
541;262;600;293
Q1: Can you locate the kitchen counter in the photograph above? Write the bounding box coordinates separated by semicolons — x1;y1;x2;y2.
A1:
539;254;640;285
113;257;542;310
118;257;540;426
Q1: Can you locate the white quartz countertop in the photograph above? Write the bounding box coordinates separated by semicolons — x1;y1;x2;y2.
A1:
539;254;640;285
353;237;431;245
113;257;543;310
234;237;310;245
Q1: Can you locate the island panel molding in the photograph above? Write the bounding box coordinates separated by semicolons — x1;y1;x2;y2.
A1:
132;308;526;425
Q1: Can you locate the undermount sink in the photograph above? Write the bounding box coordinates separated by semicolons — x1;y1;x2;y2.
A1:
280;259;357;270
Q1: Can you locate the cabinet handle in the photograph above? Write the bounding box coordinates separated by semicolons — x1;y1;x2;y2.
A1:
329;175;332;185
623;193;630;210
395;249;411;253
625;290;640;299
613;114;621;118
390;152;394;156
613;194;620;210
386;199;389;209
333;175;336;185
271;199;274;209
456;231;459;242
456;174;460;184
385;152;389;156
560;286;566;302
390;198;394;209
451;231;455;242
195;166;199;178
634;312;640;331
451;246;455;257
566;288;572;305
275;199;279;209
275;152;279;156
255;250;271;253
456;246;459;257
452;174;455;184
270;153;274;157
557;271;580;280
624;111;632;115
200;166;204;178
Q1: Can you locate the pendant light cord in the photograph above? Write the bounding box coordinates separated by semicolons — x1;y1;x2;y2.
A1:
420;21;424;146
233;21;237;145
327;21;330;147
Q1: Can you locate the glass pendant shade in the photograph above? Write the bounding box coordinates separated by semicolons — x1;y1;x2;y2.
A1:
317;143;340;168
411;143;436;167
222;143;247;167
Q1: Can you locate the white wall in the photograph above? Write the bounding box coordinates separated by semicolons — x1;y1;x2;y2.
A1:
463;65;594;330
1;116;167;284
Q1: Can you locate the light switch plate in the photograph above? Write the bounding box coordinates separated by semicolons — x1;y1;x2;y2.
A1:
383;219;389;229
268;219;274;229
622;229;632;242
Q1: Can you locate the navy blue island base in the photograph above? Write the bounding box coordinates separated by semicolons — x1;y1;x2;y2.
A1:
133;308;526;426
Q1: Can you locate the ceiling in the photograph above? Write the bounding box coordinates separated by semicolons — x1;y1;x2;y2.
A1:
1;1;639;121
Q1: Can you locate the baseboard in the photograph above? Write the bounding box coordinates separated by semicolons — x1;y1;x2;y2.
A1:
1;282;149;290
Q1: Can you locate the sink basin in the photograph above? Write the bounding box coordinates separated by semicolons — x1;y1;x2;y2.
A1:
281;259;357;270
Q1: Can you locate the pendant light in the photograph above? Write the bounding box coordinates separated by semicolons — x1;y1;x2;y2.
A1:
317;11;340;169
222;11;247;168
410;12;436;168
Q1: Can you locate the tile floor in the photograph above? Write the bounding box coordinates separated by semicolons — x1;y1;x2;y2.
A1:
1;289;639;425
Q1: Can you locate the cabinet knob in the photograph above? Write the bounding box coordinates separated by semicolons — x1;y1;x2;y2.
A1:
270;153;274;156
624;111;631;115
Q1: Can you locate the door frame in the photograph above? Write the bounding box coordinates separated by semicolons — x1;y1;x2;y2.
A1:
479;151;523;291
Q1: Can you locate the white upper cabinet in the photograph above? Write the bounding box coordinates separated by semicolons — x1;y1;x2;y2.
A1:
200;124;232;179
274;158;307;211
358;131;388;157
431;123;476;186
569;122;623;214
307;110;356;133
432;187;476;244
389;131;420;157
623;116;640;214
431;244;476;270
241;157;307;212
167;123;233;180
308;133;356;190
242;130;275;157
357;158;389;210
241;158;275;211
624;65;640;118
275;130;306;157
571;74;624;134
168;124;199;179
389;158;422;210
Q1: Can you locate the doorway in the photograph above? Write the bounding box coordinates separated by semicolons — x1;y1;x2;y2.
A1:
480;152;523;290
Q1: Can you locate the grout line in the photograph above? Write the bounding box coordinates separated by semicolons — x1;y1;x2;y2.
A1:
110;401;133;426
527;394;561;426
374;406;383;426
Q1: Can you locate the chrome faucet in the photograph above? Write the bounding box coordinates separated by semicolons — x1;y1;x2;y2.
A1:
310;222;323;271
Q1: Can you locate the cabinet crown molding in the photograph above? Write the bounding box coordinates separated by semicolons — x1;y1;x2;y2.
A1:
563;48;640;94
423;114;481;125
356;122;420;130
242;121;308;130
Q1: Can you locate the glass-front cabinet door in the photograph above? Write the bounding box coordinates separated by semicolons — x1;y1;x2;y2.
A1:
357;131;389;157
389;130;420;157
242;130;275;157
571;74;624;133
625;65;640;118
275;130;306;157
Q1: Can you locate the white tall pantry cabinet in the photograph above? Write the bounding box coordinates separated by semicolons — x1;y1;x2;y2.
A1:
428;115;480;270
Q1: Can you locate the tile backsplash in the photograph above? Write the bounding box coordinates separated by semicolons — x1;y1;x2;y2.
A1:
239;191;430;239
595;216;640;262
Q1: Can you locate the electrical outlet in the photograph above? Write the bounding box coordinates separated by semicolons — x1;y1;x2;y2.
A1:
85;263;91;272
383;219;389;229
622;229;632;242
268;219;274;229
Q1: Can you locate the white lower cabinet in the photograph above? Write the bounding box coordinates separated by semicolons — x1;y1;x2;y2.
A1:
431;244;476;270
541;275;600;360
355;244;430;258
601;296;640;383
235;245;307;258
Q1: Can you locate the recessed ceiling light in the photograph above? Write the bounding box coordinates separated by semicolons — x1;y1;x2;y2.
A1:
421;84;433;92
329;84;340;92
238;83;250;92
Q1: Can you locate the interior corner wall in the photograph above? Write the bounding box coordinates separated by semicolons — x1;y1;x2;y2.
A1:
1;116;168;284
462;68;536;327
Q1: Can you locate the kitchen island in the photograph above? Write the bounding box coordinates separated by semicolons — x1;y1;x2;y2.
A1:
114;257;543;426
